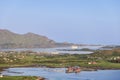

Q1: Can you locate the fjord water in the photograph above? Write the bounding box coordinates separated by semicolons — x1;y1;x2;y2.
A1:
2;67;120;80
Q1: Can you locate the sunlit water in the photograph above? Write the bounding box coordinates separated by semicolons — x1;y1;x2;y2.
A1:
1;67;120;80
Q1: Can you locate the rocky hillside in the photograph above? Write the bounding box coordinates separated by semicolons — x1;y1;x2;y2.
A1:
0;29;56;48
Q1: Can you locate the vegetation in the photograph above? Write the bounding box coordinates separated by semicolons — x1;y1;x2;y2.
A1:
0;76;40;80
0;49;120;80
0;48;120;69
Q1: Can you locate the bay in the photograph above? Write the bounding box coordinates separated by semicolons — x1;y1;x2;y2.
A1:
0;45;103;54
1;67;120;80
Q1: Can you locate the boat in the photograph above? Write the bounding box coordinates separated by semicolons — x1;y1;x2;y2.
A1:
66;66;81;73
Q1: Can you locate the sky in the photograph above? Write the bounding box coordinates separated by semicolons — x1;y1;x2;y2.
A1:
0;0;120;45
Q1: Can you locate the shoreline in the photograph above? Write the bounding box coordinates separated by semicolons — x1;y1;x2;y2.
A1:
1;65;120;72
0;76;45;80
1;65;120;80
0;48;120;79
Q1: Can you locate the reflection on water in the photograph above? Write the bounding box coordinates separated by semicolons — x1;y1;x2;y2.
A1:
1;67;120;80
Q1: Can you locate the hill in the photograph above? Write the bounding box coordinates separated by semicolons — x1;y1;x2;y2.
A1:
0;29;57;49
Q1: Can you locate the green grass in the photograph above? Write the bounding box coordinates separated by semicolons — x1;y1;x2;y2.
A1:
0;50;120;69
98;61;120;69
0;76;37;80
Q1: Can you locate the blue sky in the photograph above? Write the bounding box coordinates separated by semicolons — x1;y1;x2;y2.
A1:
0;0;120;44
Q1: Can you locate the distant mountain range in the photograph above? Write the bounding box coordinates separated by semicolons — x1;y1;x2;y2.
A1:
0;29;73;49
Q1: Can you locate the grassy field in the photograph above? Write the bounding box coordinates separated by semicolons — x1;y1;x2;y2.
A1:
0;76;38;80
0;49;120;69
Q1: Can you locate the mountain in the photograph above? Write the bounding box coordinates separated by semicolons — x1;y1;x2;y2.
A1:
0;29;56;49
0;29;74;49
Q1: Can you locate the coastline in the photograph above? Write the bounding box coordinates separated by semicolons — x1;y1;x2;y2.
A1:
1;65;120;72
1;65;120;80
0;48;120;80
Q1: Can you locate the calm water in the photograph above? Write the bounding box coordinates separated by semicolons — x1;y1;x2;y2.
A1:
0;46;103;54
1;67;120;80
